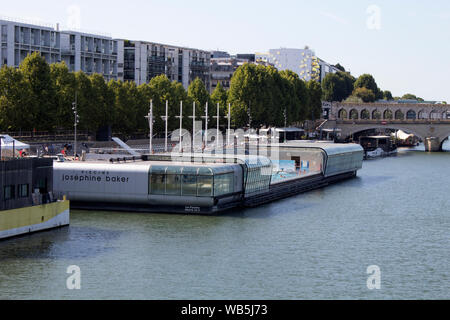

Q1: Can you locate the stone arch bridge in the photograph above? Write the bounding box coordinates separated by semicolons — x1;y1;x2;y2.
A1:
322;102;450;151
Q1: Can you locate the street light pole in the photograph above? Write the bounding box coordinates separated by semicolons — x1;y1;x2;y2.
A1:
189;101;196;154
144;99;154;154
160;100;169;153
213;102;220;150
227;103;231;146
175;101;183;153
72;92;79;160
201;102;209;151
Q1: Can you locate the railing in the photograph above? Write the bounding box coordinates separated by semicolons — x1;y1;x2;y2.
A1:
335;119;450;124
6;130;92;142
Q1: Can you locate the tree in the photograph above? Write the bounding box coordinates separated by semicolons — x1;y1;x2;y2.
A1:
210;82;228;127
402;93;423;101
188;77;210;123
19;52;56;130
279;70;308;123
334;63;346;72
306;80;322;120
50;62;77;130
354;74;382;100
353;87;376;103
90;74;115;131
383;90;393;101
0;66;34;131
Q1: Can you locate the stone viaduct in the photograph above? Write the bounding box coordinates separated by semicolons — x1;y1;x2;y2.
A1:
322;102;450;152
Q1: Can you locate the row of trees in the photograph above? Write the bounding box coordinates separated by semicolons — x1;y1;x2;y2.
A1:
321;64;442;104
0;53;323;134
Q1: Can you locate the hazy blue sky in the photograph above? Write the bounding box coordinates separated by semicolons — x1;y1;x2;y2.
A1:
2;0;449;101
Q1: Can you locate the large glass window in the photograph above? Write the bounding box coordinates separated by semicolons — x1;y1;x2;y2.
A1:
18;184;29;198
197;176;213;197
214;174;234;196
182;175;197;196
150;174;166;195
166;175;181;196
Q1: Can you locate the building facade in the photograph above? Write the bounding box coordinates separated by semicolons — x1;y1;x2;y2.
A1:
60;31;119;81
120;40;211;91
0;18;60;68
256;48;339;82
0;18;119;81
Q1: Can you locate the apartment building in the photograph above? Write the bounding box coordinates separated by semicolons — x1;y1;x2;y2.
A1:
256;47;339;82
120;40;210;90
0;18;119;81
60;31;119;81
0;18;60;67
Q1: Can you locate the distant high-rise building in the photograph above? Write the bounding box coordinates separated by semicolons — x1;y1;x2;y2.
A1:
257;48;339;82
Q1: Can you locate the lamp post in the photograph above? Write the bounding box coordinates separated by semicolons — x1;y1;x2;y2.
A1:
72;93;79;159
226;103;231;146
188;101;197;154
213;102;220;150
201;102;209;151
175;101;183;153
160;100;169;153
144;99;154;154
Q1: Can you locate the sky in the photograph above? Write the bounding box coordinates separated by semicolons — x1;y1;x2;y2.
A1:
2;0;450;102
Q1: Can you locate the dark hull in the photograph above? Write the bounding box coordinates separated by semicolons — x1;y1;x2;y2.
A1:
70;172;357;215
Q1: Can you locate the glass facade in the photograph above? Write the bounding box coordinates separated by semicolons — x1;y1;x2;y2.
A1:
149;165;235;198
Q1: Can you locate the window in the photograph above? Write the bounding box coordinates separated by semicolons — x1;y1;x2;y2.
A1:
197;176;213;197
182;175;197;196
18;184;29;198
214;173;234;196
166;174;181;196
150;174;166;195
4;185;15;200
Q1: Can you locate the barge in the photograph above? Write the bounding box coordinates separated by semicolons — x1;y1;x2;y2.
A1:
359;136;397;159
53;142;364;214
0;158;70;240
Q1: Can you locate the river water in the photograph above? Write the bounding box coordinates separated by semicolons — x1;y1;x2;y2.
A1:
0;142;449;300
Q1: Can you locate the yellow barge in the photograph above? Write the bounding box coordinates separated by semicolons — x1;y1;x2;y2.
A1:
0;157;70;240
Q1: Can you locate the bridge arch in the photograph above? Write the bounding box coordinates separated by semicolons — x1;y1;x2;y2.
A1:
430;110;442;120
406;110;417;120
349;109;359;120
383;109;393;120
338;108;348;120
372;109;382;120
395;110;404;120
344;125;426;142
418;110;428;119
361;109;370;120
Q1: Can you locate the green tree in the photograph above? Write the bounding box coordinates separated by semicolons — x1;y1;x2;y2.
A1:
19;52;56;130
90;74;115;131
50;62;77;130
0;66;34;131
353;87;376;103
383;90;393;100
210;82;229;127
354;74;382;100
188;77;210;122
334;63;346;72
306;80;322;120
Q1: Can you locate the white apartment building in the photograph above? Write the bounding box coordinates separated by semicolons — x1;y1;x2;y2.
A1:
0;18;60;67
256;48;339;82
120;40;210;91
60;31;119;81
0;18;119;81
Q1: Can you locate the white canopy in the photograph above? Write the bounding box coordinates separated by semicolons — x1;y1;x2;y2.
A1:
392;130;413;141
0;134;30;150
